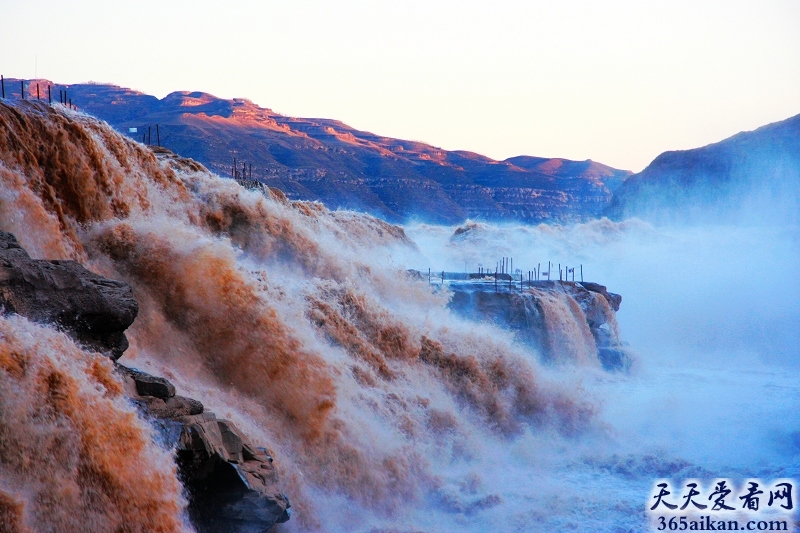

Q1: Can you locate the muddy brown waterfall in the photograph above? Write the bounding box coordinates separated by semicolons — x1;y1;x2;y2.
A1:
0;100;605;532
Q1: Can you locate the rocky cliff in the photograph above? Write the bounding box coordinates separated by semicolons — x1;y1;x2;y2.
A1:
449;280;631;371
606;112;800;223
5;79;631;224
0;231;290;532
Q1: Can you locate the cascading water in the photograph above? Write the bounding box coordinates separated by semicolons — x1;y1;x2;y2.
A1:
527;287;598;365
1;99;798;533
0;100;596;532
0;314;190;533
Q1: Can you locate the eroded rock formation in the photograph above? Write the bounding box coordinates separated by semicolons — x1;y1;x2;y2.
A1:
0;231;137;359
118;365;291;532
449;280;631;371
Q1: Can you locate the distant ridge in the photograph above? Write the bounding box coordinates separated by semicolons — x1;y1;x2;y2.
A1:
606;113;800;223
4;78;631;224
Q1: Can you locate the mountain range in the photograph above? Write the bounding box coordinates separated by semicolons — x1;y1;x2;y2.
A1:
4;78;630;224
5;78;797;226
606;112;800;223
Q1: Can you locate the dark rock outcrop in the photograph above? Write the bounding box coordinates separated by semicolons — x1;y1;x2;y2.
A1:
449;280;631;371
578;281;622;312
117;365;291;532
0;232;290;532
0;231;137;359
125;367;178;399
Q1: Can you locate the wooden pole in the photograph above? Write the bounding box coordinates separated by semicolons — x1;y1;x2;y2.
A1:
495;267;498;292
580;264;583;283
48;85;51;104
68;98;72;109
156;124;160;147
428;268;431;284
20;80;24;100
36;84;39;100
1;75;4;99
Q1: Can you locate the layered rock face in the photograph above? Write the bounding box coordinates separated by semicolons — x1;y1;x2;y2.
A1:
449;280;631;371
5;79;631;224
0;232;290;532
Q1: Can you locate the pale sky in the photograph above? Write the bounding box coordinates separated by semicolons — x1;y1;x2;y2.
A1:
2;0;799;171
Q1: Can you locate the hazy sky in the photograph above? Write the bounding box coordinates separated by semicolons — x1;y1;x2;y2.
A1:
2;0;799;171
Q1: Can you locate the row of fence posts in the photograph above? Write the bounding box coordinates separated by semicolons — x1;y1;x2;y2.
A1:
1;76;163;148
232;157;253;180
140;125;161;147
431;258;584;291
0;76;77;110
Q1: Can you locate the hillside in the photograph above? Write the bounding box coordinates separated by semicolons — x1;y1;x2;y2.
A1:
606;113;800;223
5;78;631;224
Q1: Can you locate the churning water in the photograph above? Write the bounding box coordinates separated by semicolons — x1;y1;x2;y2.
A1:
0;99;797;532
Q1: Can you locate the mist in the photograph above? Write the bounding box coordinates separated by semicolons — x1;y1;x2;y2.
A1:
1;99;797;532
401;217;800;516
